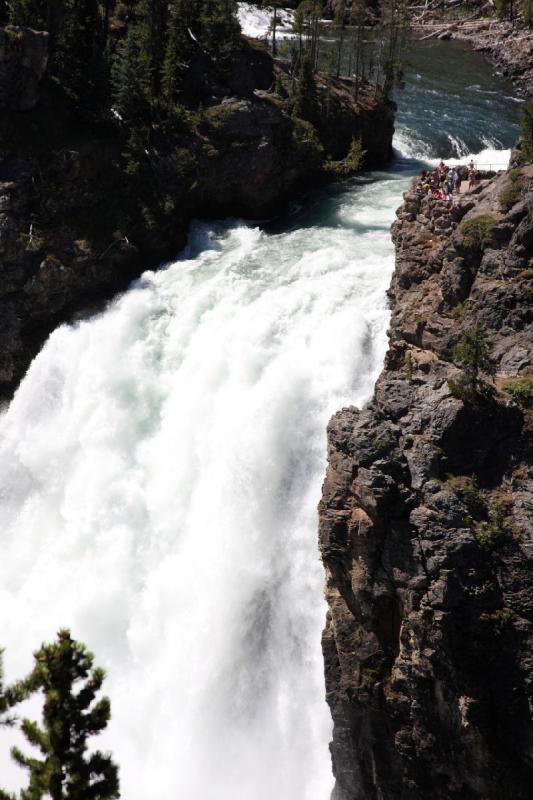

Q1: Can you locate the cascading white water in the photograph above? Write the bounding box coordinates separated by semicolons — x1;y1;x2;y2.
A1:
0;12;522;791
0;174;407;799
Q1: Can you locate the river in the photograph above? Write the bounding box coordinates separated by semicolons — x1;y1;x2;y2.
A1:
0;24;520;800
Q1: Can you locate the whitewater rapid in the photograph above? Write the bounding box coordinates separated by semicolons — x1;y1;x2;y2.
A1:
238;2;295;39
0;176;406;798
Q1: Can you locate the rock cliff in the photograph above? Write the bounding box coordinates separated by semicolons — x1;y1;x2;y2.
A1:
0;32;394;398
319;155;533;798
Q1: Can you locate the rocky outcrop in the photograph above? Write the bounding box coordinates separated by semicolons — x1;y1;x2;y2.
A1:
319;156;533;798
0;26;48;111
0;32;394;398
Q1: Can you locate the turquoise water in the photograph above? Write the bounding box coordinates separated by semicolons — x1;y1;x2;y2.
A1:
395;38;521;159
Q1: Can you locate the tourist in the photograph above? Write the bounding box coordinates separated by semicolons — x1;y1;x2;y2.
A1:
448;167;458;193
445;177;454;201
468;168;476;189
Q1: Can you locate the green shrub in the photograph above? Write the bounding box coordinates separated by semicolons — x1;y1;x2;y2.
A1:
495;0;510;20
292;54;319;124
476;505;507;549
17;230;43;252
448;373;476;403
448;322;496;401
525;0;533;28
452;301;467;321
460;215;496;252
461;476;486;519
502;376;533;408
405;352;414;382
491;608;513;636
499;169;525;211
324;137;367;177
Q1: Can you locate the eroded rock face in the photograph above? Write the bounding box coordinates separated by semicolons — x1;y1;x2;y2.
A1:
0;26;48;111
320;157;533;799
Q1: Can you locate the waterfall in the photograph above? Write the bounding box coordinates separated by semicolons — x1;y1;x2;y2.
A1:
0;184;402;798
0;27;521;797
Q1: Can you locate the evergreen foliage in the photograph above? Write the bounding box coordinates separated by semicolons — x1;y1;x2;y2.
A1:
197;0;241;62
324;136;367;176
5;1;243;116
380;0;410;95
459;215;496;252
461;476;486;520
111;22;150;121
477;505;507;549
495;0;510;20
7;0;48;28
448;323;496;401
520;99;533;162
162;0;193;105
525;0;533;27
292;53;319;123
0;650;17;728
8;0;105;104
0;630;119;800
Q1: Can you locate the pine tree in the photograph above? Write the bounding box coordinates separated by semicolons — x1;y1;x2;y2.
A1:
262;0;282;57
292;52;319;123
297;1;322;70
0;649;16;728
112;22;151;121
196;0;241;64
379;0;410;96
334;0;346;78
349;0;368;101
54;0;103;103
133;0;169;100
4;630;119;800
7;0;48;28
162;0;192;105
449;323;496;400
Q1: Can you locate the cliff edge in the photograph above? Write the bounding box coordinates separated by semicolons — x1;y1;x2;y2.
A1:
319;156;533;798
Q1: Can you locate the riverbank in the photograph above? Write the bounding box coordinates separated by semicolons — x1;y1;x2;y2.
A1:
0;27;394;400
319;147;533;798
